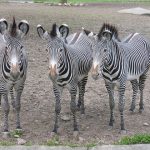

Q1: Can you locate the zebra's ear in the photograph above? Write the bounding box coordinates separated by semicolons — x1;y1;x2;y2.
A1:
102;31;112;40
0;18;8;34
59;24;69;39
37;25;49;40
18;20;29;38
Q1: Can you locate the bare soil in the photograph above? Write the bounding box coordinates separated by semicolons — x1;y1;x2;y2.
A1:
0;2;150;145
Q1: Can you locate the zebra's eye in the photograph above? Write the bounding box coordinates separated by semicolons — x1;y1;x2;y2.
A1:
104;49;107;52
59;49;63;52
20;46;23;49
45;49;48;52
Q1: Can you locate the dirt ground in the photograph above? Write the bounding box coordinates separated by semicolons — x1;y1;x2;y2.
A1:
0;2;150;145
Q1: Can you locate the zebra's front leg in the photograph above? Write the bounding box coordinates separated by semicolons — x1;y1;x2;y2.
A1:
52;85;61;133
139;73;147;113
77;76;88;114
105;82;115;127
70;86;78;132
118;83;126;132
10;87;15;109
129;79;138;112
0;95;1;106
15;90;23;130
2;94;10;133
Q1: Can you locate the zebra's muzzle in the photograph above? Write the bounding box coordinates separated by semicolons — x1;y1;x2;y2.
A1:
91;65;99;80
10;64;20;80
49;64;57;79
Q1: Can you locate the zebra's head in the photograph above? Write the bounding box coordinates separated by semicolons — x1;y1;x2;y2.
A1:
0;17;29;80
37;23;69;80
91;23;120;80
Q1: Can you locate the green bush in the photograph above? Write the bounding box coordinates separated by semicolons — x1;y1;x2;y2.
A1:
117;134;150;145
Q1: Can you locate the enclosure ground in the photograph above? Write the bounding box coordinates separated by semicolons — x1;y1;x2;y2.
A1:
0;2;150;145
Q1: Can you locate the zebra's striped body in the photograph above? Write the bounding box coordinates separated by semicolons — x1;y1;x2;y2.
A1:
0;18;29;133
92;23;150;132
37;24;93;133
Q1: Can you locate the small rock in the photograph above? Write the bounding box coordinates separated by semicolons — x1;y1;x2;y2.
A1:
79;3;84;6
58;3;62;6
17;138;27;145
79;136;84;142
61;114;70;121
143;122;149;126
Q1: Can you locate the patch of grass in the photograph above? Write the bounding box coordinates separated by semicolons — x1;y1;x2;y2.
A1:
10;130;23;138
86;142;97;148
0;141;15;146
117;134;150;145
46;136;60;146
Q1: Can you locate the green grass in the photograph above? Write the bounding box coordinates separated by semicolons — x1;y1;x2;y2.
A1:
33;0;150;3
0;141;15;146
117;134;150;145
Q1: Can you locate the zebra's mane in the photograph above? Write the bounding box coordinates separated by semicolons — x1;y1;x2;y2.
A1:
50;23;57;38
9;17;17;37
98;23;119;41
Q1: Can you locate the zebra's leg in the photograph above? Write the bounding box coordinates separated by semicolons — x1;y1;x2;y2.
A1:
129;79;138;112
118;82;126;132
70;86;78;132
10;87;15;109
139;73;147;113
2;93;10;132
15;88;23;130
0;95;1;106
77;76;88;114
105;81;115;126
52;85;62;133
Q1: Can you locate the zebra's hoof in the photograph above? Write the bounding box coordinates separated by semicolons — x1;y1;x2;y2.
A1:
129;108;135;113
2;132;10;139
108;126;113;131
120;130;127;135
139;108;144;113
50;131;57;138
73;131;79;140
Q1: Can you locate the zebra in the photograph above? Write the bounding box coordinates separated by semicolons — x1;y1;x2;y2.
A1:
0;18;29;135
37;23;93;135
91;23;150;133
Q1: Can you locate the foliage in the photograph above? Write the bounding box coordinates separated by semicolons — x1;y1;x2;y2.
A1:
117;134;150;145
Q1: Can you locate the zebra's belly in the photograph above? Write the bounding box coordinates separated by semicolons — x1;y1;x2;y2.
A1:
127;74;141;81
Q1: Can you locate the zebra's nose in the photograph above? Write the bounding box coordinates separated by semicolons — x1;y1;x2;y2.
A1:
49;64;57;79
91;65;99;80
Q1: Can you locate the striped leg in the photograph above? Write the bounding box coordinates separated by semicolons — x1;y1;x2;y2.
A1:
118;82;126;131
10;87;15;109
2;94;10;132
105;82;115;126
70;86;78;131
15;86;24;129
139;73;147;113
52;85;62;133
77;76;88;114
129;79;138;112
0;95;1;106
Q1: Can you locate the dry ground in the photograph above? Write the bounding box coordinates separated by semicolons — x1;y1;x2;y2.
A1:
0;2;150;145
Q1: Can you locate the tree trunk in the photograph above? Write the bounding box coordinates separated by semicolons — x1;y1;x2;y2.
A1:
60;0;67;4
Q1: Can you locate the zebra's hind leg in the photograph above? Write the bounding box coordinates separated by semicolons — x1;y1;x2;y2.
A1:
105;82;115;127
52;85;62;134
77;76;88;114
2;94;10;132
139;73;147;113
10;87;15;109
129;79;138;112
